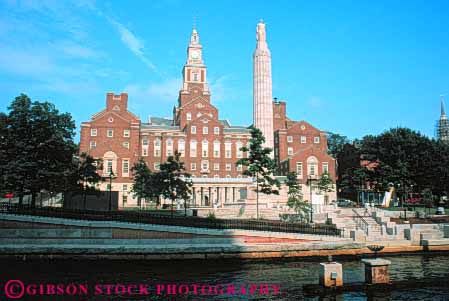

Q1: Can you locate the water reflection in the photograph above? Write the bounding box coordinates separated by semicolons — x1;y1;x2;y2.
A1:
0;254;448;300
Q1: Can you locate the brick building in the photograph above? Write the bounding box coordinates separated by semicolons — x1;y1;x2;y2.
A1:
79;25;336;210
273;99;337;204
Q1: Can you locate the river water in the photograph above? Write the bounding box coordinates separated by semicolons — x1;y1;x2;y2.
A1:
0;253;448;300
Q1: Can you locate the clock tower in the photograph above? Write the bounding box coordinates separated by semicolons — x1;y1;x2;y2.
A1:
179;28;210;105
175;27;212;126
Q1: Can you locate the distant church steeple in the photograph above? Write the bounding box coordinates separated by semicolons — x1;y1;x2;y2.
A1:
437;95;449;143
441;96;446;117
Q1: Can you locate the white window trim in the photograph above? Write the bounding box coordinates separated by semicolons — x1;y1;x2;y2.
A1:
142;147;148;157
122;159;130;177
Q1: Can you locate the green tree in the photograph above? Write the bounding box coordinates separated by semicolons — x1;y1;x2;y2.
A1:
131;158;155;208
236;126;280;219
76;153;103;210
0;94;76;206
317;171;334;204
326;132;351;157
358;128;440;196
285;172;310;222
157;151;192;216
0;112;8;195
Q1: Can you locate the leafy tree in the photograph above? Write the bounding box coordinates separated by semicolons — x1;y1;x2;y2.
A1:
236;126;281;219
76;153;103;209
358;128;445;196
0;112;8;195
157;151;192;216
317;171;334;204
326;132;350;157
285;172;310;221
0;94;76;206
131;158;155;208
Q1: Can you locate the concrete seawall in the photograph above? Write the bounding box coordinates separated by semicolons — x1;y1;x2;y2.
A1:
1;214;449;260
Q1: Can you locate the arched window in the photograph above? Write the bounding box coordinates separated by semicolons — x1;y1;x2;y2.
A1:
178;139;185;157
236;141;243;158
190;140;197;157
166;138;173;156
213;140;220;158
225;140;232;158
103;151;118;176
202;140;209;157
154;138;161;157
307;156;318;176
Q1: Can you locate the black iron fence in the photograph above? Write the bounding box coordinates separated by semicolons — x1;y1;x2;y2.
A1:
0;204;344;237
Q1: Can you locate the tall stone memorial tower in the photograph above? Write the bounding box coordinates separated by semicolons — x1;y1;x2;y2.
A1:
253;20;274;151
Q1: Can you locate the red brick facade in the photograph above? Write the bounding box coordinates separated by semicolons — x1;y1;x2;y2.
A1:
273;100;336;183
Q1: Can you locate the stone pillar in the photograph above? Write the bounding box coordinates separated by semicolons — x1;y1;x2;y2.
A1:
220;187;225;208
253;20;274;151
209;187;212;208
319;262;343;287
200;187;204;206
362;259;391;284
232;187;236;203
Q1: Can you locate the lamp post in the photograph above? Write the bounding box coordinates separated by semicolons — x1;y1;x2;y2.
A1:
309;175;313;223
171;189;176;218
256;171;259;220
108;170;115;212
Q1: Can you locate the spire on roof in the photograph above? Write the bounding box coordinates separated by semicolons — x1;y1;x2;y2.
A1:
441;95;446;117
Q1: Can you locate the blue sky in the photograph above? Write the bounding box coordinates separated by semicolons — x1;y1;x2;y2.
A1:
1;0;449;142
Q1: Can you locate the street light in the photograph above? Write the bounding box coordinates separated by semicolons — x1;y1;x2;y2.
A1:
309;175;313;223
171;189;177;218
108;171;115;212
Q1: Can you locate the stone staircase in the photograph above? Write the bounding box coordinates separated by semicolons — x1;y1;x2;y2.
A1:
327;208;396;241
406;224;449;246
